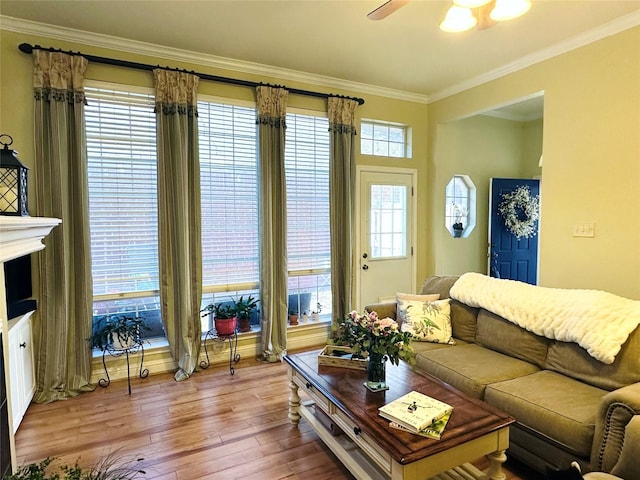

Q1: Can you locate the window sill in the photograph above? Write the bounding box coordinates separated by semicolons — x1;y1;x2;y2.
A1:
90;320;331;384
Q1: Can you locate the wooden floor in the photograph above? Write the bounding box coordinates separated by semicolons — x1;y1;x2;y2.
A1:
14;349;544;480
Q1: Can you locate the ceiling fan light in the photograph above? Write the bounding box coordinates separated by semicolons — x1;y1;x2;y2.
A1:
490;0;532;21
440;5;477;32
453;0;492;8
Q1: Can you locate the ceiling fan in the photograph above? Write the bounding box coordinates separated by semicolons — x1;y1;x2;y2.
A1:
367;0;532;32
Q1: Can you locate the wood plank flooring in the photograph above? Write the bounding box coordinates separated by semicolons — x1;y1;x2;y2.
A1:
14;349;544;479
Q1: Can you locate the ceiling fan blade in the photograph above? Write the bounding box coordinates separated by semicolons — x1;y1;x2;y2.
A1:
367;0;410;20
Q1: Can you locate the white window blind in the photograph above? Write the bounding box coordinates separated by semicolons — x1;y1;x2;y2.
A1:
285;113;331;272
85;85;159;297
198;100;259;290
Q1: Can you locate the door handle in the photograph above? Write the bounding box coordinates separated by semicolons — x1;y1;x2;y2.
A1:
362;253;368;259
362;264;369;270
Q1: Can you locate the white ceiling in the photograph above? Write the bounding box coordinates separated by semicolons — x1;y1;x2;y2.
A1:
1;0;639;104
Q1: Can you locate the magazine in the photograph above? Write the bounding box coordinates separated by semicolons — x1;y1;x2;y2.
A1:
378;390;453;433
388;411;452;440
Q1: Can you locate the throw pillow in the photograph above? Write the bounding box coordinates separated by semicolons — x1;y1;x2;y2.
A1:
396;292;440;326
399;298;455;344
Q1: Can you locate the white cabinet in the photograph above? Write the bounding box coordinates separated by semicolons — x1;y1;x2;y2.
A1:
8;311;35;433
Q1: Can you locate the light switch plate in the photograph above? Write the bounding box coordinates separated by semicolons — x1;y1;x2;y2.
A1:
573;223;595;237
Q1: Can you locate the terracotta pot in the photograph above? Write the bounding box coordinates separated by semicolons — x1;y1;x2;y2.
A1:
288;314;299;326
214;317;237;336
238;317;251;333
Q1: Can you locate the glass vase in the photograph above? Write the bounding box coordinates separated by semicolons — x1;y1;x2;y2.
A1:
366;351;387;391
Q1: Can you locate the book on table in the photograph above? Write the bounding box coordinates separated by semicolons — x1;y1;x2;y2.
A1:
388;411;452;440
378;390;453;434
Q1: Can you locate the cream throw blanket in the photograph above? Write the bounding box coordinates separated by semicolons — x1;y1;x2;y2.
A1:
449;272;640;364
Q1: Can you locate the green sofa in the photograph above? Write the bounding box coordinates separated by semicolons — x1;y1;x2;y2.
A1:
365;275;640;478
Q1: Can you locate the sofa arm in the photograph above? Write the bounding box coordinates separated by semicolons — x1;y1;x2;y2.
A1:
591;382;640;473
364;302;397;321
609;414;640;478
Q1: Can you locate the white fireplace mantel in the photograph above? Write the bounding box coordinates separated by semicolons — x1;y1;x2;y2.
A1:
0;216;61;263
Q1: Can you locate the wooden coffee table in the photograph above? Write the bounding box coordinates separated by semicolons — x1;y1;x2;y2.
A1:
284;350;515;480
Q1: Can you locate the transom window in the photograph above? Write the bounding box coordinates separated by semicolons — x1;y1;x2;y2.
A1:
360;119;411;158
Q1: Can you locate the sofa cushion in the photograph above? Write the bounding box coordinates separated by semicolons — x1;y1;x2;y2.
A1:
485;370;605;458
412;338;469;357
414;343;540;399
418;275;459;298
546;326;640;391
450;299;478;343
396;292;440;302
476;309;549;368
400;298;455;344
396;292;440;329
364;302;397;321
418;276;478;342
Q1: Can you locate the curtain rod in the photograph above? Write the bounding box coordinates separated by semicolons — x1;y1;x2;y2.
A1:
18;42;365;106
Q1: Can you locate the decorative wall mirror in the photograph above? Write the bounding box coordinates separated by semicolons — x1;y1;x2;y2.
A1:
445;175;476;238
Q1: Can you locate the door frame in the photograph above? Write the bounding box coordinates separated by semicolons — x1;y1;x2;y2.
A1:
355;165;418;310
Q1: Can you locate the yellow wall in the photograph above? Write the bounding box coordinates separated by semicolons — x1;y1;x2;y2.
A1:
433;115;541;275
523;119;543;179
428;26;640;299
3;25;639;300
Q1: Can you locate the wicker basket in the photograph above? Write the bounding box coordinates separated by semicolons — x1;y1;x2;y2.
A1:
318;345;368;371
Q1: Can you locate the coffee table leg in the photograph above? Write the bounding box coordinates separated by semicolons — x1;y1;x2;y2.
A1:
485;449;507;480
288;368;301;425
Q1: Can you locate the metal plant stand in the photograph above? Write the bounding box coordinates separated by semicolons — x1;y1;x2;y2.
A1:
98;339;149;395
201;329;240;375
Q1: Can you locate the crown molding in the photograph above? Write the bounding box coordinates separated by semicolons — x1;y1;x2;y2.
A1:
428;10;640;103
0;15;429;105
3;10;637;106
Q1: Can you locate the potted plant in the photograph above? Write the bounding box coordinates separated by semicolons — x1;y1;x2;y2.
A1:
202;301;237;336
288;309;299;326
311;302;322;322
8;455;146;479
235;295;259;333
452;202;467;238
89;314;150;351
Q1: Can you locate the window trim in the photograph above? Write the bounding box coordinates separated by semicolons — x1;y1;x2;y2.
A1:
445;174;476;238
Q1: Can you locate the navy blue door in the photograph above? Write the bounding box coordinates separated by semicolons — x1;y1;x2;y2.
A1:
489;178;540;285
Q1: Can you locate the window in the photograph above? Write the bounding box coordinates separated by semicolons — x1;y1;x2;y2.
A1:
86;87;333;337
285;111;332;319
198;99;260;331
85;84;164;340
361;120;411;158
198;104;333;328
445;175;476;238
369;184;407;258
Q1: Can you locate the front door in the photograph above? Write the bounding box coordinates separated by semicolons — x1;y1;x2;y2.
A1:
488;178;540;285
357;169;416;309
